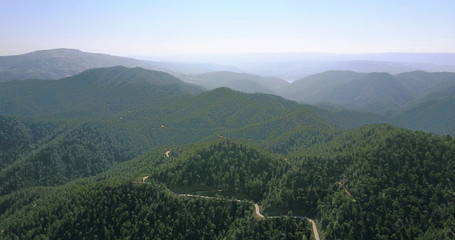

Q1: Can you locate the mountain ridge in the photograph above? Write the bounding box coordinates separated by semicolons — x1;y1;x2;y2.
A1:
279;70;455;112
0;48;168;81
0;66;204;118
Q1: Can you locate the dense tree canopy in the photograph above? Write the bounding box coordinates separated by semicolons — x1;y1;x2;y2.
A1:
1;67;454;239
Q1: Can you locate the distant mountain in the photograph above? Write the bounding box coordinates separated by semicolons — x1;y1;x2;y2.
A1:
0;66;204;118
177;71;288;94
4;49;454;84
279;70;455;113
326;72;416;112
0;48;171;81
394;71;455;94
159;52;455;80
277;70;366;102
0;48;254;82
256;60;455;80
242;60;431;81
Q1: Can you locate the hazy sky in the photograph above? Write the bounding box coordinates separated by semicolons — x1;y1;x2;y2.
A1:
1;0;455;56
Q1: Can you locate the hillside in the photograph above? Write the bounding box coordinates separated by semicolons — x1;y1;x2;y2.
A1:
1;125;453;239
0;173;314;239
117;87;384;151
1;63;454;238
279;70;455;113
327;72;416;112
0;66;204;118
277;70;366;102
0;84;391;196
0;115;64;170
150;126;455;239
393;85;455;135
0;116;148;196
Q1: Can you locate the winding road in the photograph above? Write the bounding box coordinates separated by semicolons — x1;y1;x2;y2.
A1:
138;177;321;239
178;192;321;240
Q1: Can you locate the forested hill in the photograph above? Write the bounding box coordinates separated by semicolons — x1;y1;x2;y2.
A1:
276;70;455;135
0;115;145;196
0;66;204;118
1;124;453;239
279;70;455;113
143;125;455;239
1;63;453;238
0;85;389;196
391;74;455;135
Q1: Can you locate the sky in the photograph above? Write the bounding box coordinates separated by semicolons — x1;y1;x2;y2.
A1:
1;0;455;56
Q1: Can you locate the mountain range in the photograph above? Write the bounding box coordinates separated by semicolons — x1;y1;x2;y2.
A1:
278;70;455;111
0;49;454;239
0;66;388;196
158;52;455;80
2;49;455;82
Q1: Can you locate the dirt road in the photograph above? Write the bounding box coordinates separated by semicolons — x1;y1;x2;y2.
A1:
138;180;321;239
141;176;149;183
254;203;265;219
308;219;320;240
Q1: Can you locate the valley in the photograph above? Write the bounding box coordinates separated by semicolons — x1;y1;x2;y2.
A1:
3;0;455;238
0;50;454;239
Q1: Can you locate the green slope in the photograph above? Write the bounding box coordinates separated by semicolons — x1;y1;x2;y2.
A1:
390;75;455;134
1;124;454;239
1;59;454;240
0;84;394;198
0;66;204;118
0;146;314;240
149;125;455;239
0;115;65;169
279;70;455;114
393;87;455;135
0;118;147;196
328;72;416;112
277;70;366;102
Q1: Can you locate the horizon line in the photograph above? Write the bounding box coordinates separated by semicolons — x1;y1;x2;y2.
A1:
3;48;455;58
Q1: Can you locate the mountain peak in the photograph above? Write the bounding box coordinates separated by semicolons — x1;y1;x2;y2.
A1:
30;48;83;54
0;49;162;81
